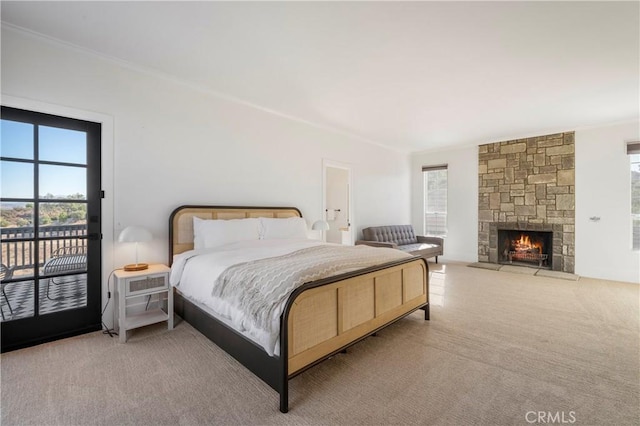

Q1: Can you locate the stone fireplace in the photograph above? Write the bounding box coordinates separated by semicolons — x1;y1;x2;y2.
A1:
478;132;575;273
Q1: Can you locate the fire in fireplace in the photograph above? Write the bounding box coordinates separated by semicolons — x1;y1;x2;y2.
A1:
497;229;553;269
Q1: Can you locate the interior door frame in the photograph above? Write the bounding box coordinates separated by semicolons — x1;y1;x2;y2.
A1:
322;159;354;245
1;95;116;336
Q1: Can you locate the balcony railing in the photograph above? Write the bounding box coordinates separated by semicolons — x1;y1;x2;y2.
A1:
1;224;87;273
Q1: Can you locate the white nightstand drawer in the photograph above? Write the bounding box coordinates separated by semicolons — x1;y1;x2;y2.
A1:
125;274;168;296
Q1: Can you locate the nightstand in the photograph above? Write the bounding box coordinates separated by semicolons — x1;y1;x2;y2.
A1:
114;264;173;343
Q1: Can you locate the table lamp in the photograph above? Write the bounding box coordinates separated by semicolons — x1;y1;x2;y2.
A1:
118;226;153;271
312;220;330;231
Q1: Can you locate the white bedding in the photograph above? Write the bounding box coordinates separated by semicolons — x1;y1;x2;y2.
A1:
170;239;328;355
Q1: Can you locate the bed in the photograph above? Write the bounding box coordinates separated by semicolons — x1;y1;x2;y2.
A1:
169;205;429;412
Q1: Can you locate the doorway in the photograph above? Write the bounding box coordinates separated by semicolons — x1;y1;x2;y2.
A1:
1;106;102;352
323;161;352;245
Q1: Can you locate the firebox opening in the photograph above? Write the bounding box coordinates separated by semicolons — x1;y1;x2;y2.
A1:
497;230;553;269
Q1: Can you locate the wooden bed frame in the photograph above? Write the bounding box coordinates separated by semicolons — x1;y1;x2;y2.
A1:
169;205;429;412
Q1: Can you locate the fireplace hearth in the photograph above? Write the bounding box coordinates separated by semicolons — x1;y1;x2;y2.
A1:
498;229;552;269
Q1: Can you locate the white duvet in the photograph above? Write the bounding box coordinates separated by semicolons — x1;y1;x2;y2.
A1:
170;239;328;355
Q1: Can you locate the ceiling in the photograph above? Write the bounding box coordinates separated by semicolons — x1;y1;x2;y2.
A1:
2;1;638;153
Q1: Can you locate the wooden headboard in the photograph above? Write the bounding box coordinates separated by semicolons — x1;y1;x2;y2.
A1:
169;205;302;262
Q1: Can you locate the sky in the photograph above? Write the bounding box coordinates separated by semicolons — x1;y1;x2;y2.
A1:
1;119;87;200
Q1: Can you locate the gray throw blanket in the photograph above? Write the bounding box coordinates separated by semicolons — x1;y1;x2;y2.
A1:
212;244;410;333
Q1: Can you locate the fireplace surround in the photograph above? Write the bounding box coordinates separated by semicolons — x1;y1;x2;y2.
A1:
478;132;575;273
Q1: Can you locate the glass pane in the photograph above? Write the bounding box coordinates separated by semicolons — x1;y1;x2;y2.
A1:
425;170;448;213
1;161;34;198
39;237;87;314
631;154;640;215
39;164;86;199
38;202;87;236
1;120;34;160
39;275;87;315
39;125;86;165
632;155;639;250
0;279;35;322
40;240;87;276
1;240;35;279
423;169;448;236
1;202;35;238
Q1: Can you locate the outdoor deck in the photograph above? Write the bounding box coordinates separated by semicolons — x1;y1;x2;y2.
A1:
1;224;87;322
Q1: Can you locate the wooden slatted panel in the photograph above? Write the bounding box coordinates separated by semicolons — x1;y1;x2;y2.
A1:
275;211;299;218
290;289;338;356
247;210;299;218
247;211;276;218
338;277;375;333
403;264;426;303
374;270;403;315
215;211;248;220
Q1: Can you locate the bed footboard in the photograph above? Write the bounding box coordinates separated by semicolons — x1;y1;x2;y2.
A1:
279;256;429;412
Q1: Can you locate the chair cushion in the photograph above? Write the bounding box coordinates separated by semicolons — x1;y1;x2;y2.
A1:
397;243;440;254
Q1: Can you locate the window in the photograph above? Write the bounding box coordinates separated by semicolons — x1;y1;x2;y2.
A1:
630;143;640;250
423;165;447;236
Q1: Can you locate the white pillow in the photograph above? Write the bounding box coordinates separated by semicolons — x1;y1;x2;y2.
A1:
193;217;260;249
260;217;309;240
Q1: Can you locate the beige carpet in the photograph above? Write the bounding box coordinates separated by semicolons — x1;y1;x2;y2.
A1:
468;262;580;281
1;262;638;425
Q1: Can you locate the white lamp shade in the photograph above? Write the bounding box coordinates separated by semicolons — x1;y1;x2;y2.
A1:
118;226;153;243
312;220;330;231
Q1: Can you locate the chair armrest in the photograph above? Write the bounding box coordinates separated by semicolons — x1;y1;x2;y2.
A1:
355;240;397;249
417;236;444;248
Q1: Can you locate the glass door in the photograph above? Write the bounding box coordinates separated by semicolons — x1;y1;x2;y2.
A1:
1;106;102;352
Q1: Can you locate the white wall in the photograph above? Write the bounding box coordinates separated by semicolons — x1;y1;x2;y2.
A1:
410;124;640;284
575;121;640;283
411;145;479;263
1;28;412;326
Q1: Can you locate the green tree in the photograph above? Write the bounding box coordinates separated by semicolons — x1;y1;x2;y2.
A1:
69;211;84;221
